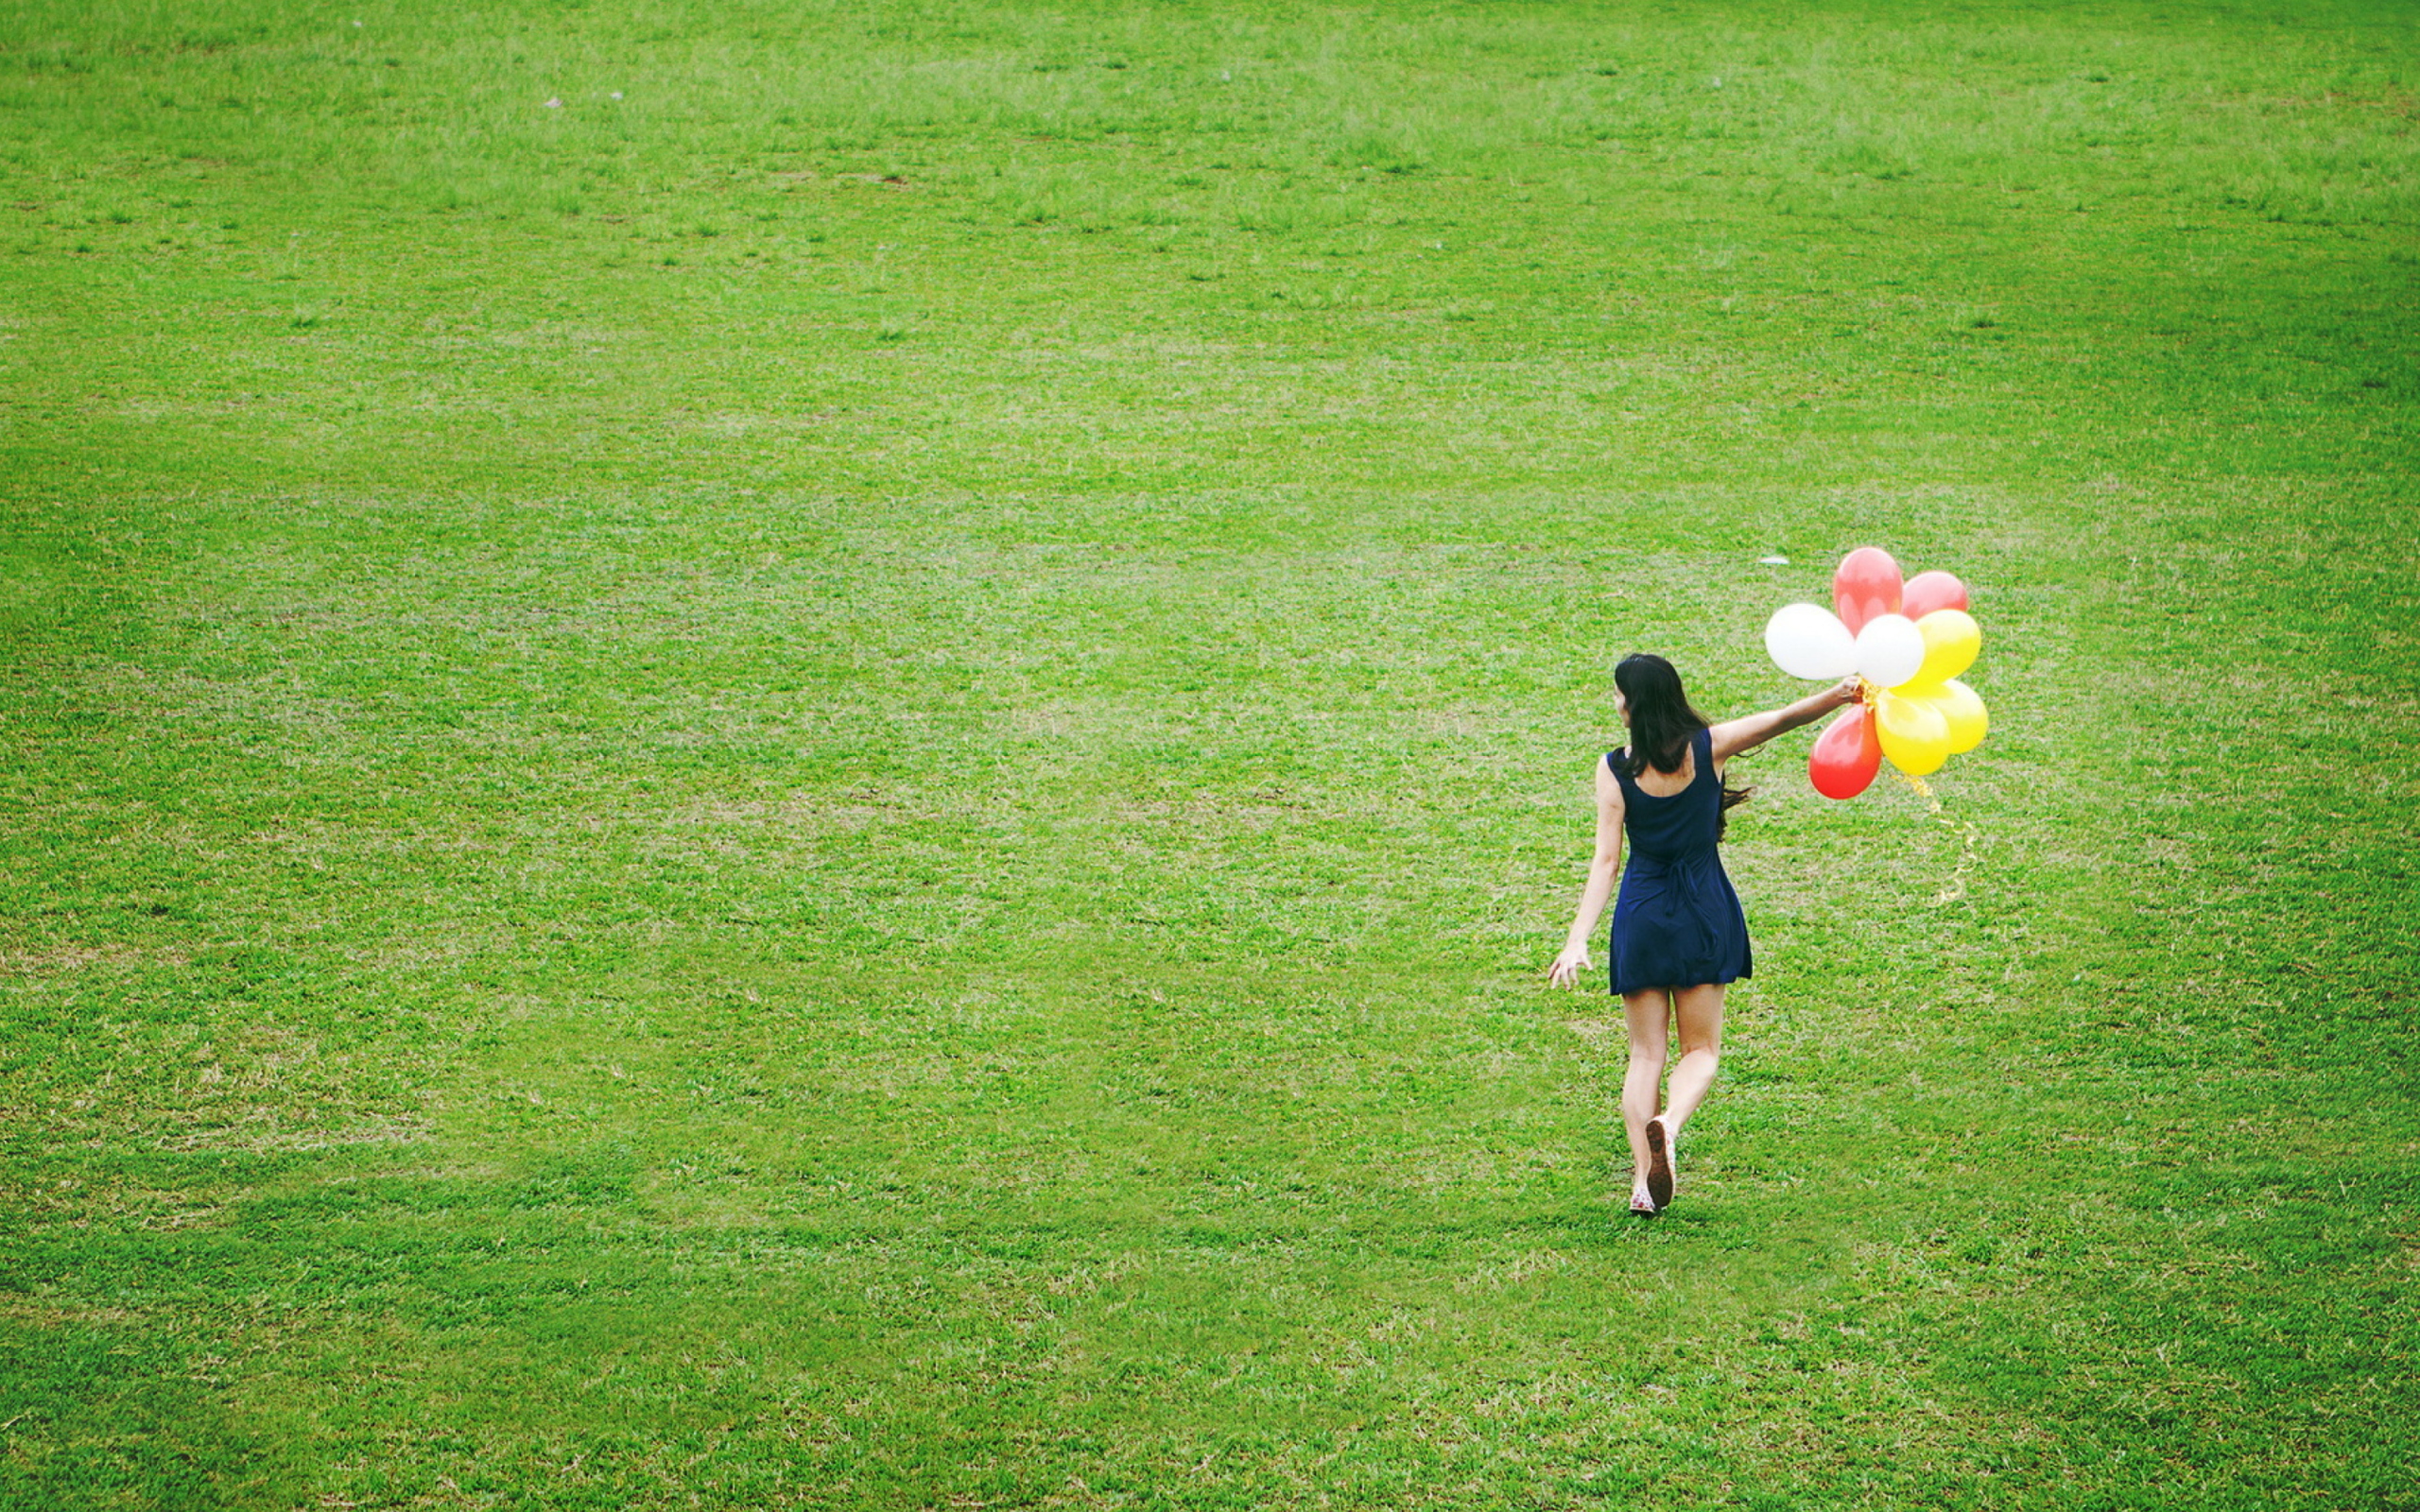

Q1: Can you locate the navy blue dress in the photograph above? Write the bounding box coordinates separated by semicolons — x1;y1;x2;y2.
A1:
1607;727;1754;996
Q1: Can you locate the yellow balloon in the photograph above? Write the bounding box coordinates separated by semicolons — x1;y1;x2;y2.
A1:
1911;610;1980;689
1876;690;1951;776
1921;678;1989;754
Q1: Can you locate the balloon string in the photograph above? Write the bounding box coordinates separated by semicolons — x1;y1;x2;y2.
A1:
1891;770;1979;904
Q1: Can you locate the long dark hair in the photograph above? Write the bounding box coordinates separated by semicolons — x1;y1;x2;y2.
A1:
1613;652;1751;835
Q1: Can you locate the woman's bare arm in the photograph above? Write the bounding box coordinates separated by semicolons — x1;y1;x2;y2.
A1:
1547;758;1626;988
1710;677;1863;764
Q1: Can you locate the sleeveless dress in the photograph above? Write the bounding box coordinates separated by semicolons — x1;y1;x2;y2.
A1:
1606;727;1754;995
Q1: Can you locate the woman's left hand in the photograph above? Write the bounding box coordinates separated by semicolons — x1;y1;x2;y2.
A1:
1547;945;1591;988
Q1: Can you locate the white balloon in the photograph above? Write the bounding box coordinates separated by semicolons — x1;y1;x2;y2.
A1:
1854;612;1927;688
1764;602;1857;680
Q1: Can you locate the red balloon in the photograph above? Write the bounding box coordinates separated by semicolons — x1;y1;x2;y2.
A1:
1901;570;1970;620
1809;705;1882;799
1832;547;1903;635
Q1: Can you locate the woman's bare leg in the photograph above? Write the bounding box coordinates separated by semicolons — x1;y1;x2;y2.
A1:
1660;983;1727;1143
1619;988;1672;1206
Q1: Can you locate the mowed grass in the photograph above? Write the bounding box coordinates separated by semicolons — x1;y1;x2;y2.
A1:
2;1;2416;1506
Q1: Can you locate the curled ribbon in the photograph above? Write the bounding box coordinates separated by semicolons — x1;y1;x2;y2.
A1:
1891;769;1979;904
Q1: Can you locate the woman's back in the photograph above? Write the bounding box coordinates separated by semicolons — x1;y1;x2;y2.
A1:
1612;728;1723;861
1604;726;1749;997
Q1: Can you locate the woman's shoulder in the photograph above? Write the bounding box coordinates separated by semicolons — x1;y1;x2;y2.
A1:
1595;750;1628;803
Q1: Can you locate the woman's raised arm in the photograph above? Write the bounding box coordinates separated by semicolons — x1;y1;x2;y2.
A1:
1710;677;1863;763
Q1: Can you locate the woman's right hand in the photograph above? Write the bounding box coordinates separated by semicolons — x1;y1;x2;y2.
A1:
1547;945;1591;988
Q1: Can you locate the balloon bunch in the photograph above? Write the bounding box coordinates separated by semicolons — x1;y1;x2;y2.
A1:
1763;548;1990;799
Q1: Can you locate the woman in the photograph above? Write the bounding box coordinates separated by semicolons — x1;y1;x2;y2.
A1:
1548;654;1861;1215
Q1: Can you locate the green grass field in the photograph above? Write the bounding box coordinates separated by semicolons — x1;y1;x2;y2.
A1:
4;2;2416;1506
